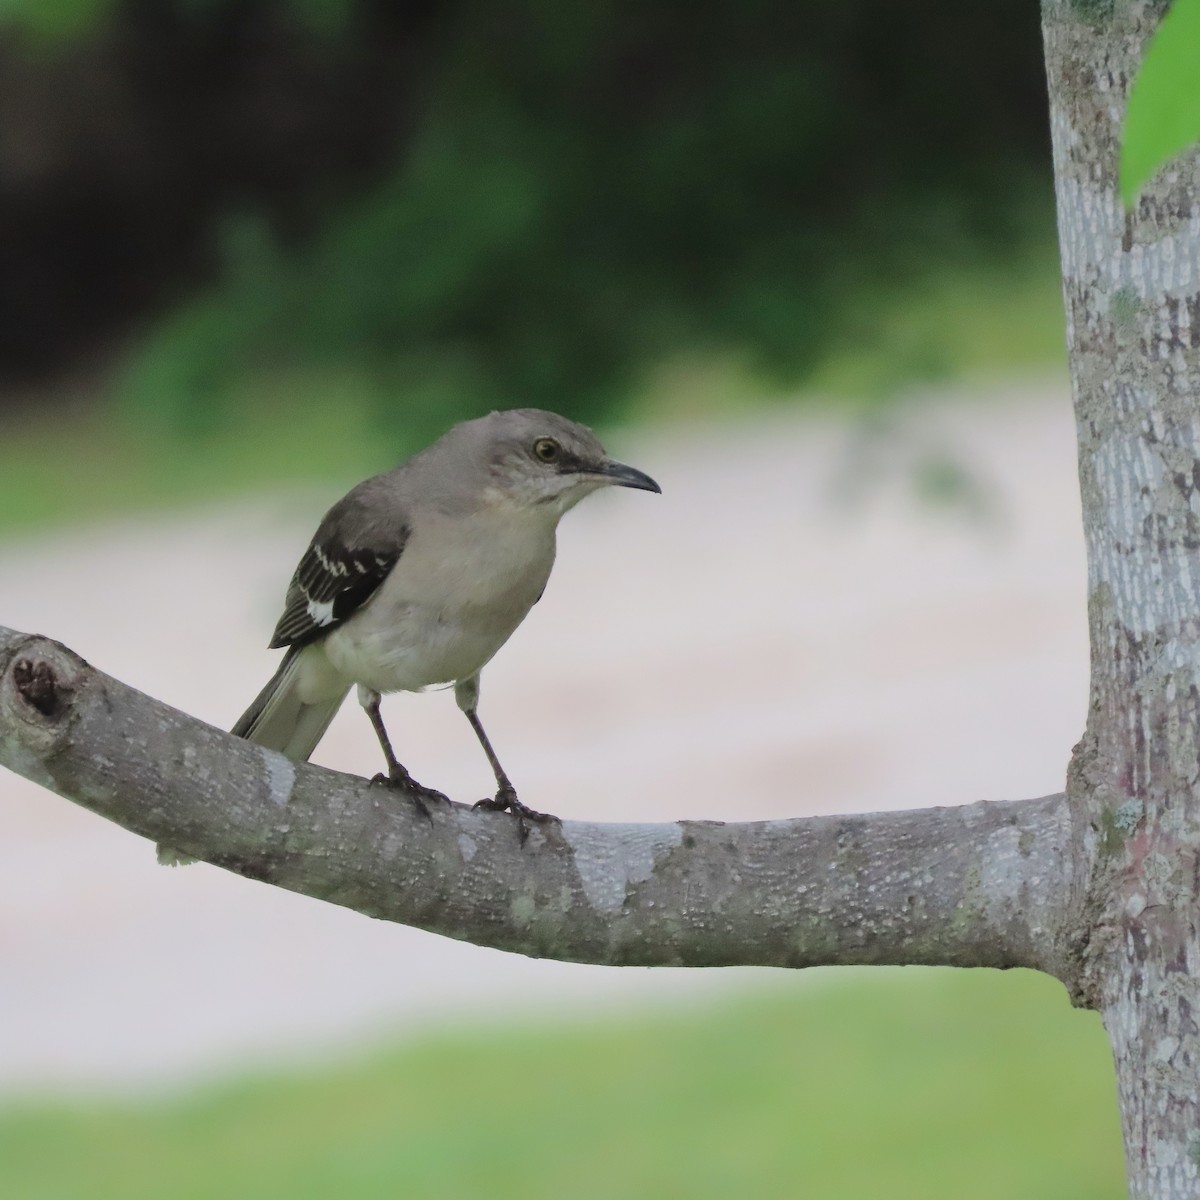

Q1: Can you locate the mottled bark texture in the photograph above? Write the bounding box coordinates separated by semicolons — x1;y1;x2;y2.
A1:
0;626;1074;974
1044;1;1200;1196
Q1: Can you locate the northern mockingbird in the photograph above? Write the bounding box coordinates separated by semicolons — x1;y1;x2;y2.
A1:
232;407;659;826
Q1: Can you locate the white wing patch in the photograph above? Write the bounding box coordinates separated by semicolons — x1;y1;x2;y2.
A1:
307;598;337;628
269;523;407;648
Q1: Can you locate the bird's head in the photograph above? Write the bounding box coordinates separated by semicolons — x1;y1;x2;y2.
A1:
473;408;661;515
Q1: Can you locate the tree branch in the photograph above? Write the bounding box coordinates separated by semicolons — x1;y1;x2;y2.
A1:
0;625;1076;981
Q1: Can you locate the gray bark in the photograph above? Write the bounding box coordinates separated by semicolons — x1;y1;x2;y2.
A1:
1044;1;1200;1196
0;626;1075;975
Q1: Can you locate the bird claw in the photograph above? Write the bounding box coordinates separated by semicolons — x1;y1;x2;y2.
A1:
370;768;448;821
473;786;559;845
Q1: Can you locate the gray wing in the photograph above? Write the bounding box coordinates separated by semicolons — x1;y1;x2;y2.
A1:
268;486;409;650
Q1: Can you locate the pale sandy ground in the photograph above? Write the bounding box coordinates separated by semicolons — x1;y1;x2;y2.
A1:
0;381;1088;1097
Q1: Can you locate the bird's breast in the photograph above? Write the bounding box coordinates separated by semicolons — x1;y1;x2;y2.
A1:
323;510;556;693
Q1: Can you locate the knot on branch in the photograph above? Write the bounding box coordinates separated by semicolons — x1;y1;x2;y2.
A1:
13;658;69;719
1;636;87;754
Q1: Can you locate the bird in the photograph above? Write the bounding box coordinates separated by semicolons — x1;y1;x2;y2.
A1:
231;407;660;828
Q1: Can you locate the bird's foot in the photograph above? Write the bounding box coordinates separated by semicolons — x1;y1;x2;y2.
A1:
473;785;555;821
473;785;559;845
371;766;449;820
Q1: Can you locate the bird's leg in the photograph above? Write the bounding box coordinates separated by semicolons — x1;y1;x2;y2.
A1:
456;677;557;840
358;686;447;815
360;688;409;782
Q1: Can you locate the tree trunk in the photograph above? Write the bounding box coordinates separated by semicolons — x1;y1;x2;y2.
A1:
1043;1;1200;1195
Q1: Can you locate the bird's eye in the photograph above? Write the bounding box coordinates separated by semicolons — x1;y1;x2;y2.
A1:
533;438;561;462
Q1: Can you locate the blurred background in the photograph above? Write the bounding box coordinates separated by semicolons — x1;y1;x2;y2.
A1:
0;1;1125;1197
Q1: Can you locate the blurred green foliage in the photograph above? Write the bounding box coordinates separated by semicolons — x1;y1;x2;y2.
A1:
94;0;1055;447
0;0;108;40
0;0;1062;506
0;242;1064;538
0;970;1124;1200
0;0;352;39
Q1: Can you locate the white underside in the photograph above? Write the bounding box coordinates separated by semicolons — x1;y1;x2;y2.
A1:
293;502;558;702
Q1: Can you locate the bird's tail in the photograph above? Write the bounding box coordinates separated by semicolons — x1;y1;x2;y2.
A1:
157;646;349;867
232;645;350;762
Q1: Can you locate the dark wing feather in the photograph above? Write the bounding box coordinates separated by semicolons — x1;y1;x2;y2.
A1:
268;495;409;649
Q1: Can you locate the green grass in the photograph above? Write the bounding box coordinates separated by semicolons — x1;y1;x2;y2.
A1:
0;370;399;536
639;238;1066;420
0;245;1066;541
804;240;1067;401
0;969;1125;1200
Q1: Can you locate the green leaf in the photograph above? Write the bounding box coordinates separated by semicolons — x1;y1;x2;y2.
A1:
1121;0;1200;207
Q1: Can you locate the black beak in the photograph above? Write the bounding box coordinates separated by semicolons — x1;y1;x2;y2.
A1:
594;458;662;494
